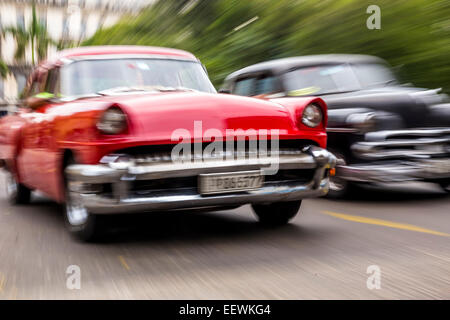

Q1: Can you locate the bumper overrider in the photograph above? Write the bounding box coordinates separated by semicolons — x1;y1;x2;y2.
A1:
65;146;336;214
340;128;450;183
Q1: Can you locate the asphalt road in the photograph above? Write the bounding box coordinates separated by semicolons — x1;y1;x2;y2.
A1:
0;173;449;299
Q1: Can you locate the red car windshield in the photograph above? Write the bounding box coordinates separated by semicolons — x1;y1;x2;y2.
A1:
60;58;216;97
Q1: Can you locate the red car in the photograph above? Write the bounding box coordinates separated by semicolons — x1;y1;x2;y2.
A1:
0;46;335;241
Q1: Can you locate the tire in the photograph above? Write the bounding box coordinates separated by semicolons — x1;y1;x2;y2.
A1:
63;157;103;242
4;170;31;205
252;200;301;226
438;179;450;193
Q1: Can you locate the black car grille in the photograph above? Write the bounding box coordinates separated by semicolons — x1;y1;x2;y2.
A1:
115;139;318;159
353;128;450;160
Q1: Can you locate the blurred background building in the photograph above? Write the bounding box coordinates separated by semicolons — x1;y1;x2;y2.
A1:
0;0;154;109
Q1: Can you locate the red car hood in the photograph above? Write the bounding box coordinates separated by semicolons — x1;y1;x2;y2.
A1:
92;92;299;141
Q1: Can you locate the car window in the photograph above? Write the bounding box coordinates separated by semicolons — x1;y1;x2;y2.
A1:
44;68;59;94
233;78;256;96
284;64;360;96
351;63;397;88
254;75;277;95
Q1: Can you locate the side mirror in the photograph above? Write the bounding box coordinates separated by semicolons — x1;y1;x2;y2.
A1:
25;96;51;109
218;88;231;94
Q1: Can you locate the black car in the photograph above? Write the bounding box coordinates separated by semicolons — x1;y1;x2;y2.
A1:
222;54;450;197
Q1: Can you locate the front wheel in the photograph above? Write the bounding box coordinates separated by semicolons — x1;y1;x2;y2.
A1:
252;200;302;226
64;160;103;242
4;170;31;205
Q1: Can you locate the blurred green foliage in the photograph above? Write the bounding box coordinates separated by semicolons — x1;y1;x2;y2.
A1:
84;0;450;91
0;60;9;79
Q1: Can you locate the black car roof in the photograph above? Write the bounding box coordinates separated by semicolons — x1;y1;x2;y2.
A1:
225;54;386;81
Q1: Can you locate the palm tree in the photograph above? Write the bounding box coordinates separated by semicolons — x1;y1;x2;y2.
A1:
0;59;9;107
2;26;29;64
1;1;55;65
0;60;9;78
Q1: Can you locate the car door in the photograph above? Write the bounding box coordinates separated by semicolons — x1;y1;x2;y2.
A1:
35;67;62;199
16;70;46;189
16;68;58;194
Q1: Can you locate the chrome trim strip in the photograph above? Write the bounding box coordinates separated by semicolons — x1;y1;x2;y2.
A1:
65;54;198;63
365;128;450;141
66;154;318;183
131;154;318;180
326;128;359;133
100;149;309;164
354;137;450;148
336;158;450;183
351;149;445;160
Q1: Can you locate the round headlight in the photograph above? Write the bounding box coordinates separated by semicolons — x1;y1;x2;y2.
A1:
97;107;127;135
301;104;323;128
346;112;376;133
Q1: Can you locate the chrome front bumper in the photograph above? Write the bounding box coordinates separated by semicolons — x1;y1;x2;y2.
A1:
337;159;450;183
341;128;450;183
65;146;336;214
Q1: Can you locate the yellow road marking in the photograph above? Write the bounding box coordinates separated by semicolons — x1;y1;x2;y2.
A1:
118;256;130;270
321;210;450;237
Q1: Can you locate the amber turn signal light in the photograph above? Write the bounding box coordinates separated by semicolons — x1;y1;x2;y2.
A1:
329;168;336;176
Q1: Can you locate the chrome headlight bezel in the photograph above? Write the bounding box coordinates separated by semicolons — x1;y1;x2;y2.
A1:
97;107;128;135
301;104;323;128
345;112;377;133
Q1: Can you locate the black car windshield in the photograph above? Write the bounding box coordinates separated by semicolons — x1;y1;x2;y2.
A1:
283;63;397;96
60;58;216;96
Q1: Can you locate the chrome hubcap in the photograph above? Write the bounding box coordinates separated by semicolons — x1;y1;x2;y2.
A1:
66;184;89;226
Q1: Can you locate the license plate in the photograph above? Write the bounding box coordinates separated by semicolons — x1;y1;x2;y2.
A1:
199;171;264;195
